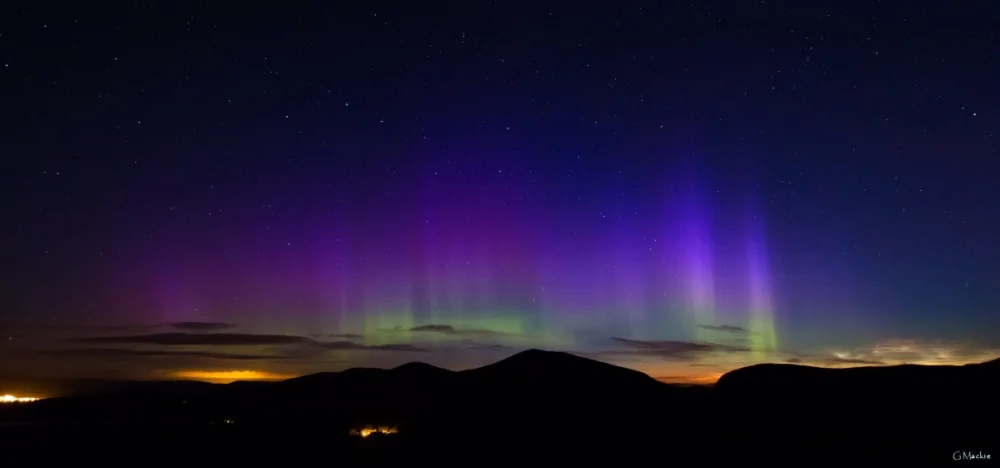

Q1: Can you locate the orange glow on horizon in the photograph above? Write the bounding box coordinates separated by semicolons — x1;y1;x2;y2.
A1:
688;372;725;384
1;394;40;403
650;359;991;385
169;370;294;383
653;372;724;385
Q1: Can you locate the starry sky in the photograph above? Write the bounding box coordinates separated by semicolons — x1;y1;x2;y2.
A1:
2;2;998;394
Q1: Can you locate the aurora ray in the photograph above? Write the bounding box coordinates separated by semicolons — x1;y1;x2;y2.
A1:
744;211;778;361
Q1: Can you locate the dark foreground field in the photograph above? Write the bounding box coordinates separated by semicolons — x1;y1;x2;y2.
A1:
1;350;997;466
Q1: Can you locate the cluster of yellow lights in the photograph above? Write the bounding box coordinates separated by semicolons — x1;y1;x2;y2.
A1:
0;395;39;403
349;425;399;438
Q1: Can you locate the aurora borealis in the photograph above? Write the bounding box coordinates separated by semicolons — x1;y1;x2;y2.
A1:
2;2;999;394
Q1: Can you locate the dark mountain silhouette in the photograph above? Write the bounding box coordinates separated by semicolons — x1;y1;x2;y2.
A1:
392;361;452;375
1;349;997;466
716;358;1000;403
979;356;1000;368
464;349;661;388
222;379;273;390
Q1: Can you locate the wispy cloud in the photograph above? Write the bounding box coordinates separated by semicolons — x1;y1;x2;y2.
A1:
168;322;235;332
2;321;236;334
39;348;289;361
318;341;429;352
607;337;751;361
308;333;364;339
696;324;748;333
604;334;1000;370
103;324;164;333
823;356;884;365
807;339;1000;367
409;324;457;333
777;339;1000;368
408;324;504;337
65;332;427;352
457;340;513;351
0;323;162;333
69;333;313;346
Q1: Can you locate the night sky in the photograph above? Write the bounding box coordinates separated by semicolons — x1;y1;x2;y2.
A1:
2;2;998;394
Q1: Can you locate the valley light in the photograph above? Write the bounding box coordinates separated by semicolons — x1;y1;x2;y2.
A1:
0;395;39;403
349;425;399;438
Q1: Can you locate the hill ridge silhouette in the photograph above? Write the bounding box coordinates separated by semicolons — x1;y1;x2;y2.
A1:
2;349;997;465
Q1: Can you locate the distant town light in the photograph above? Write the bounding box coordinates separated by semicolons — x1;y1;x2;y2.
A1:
0;394;39;403
349;425;398;438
